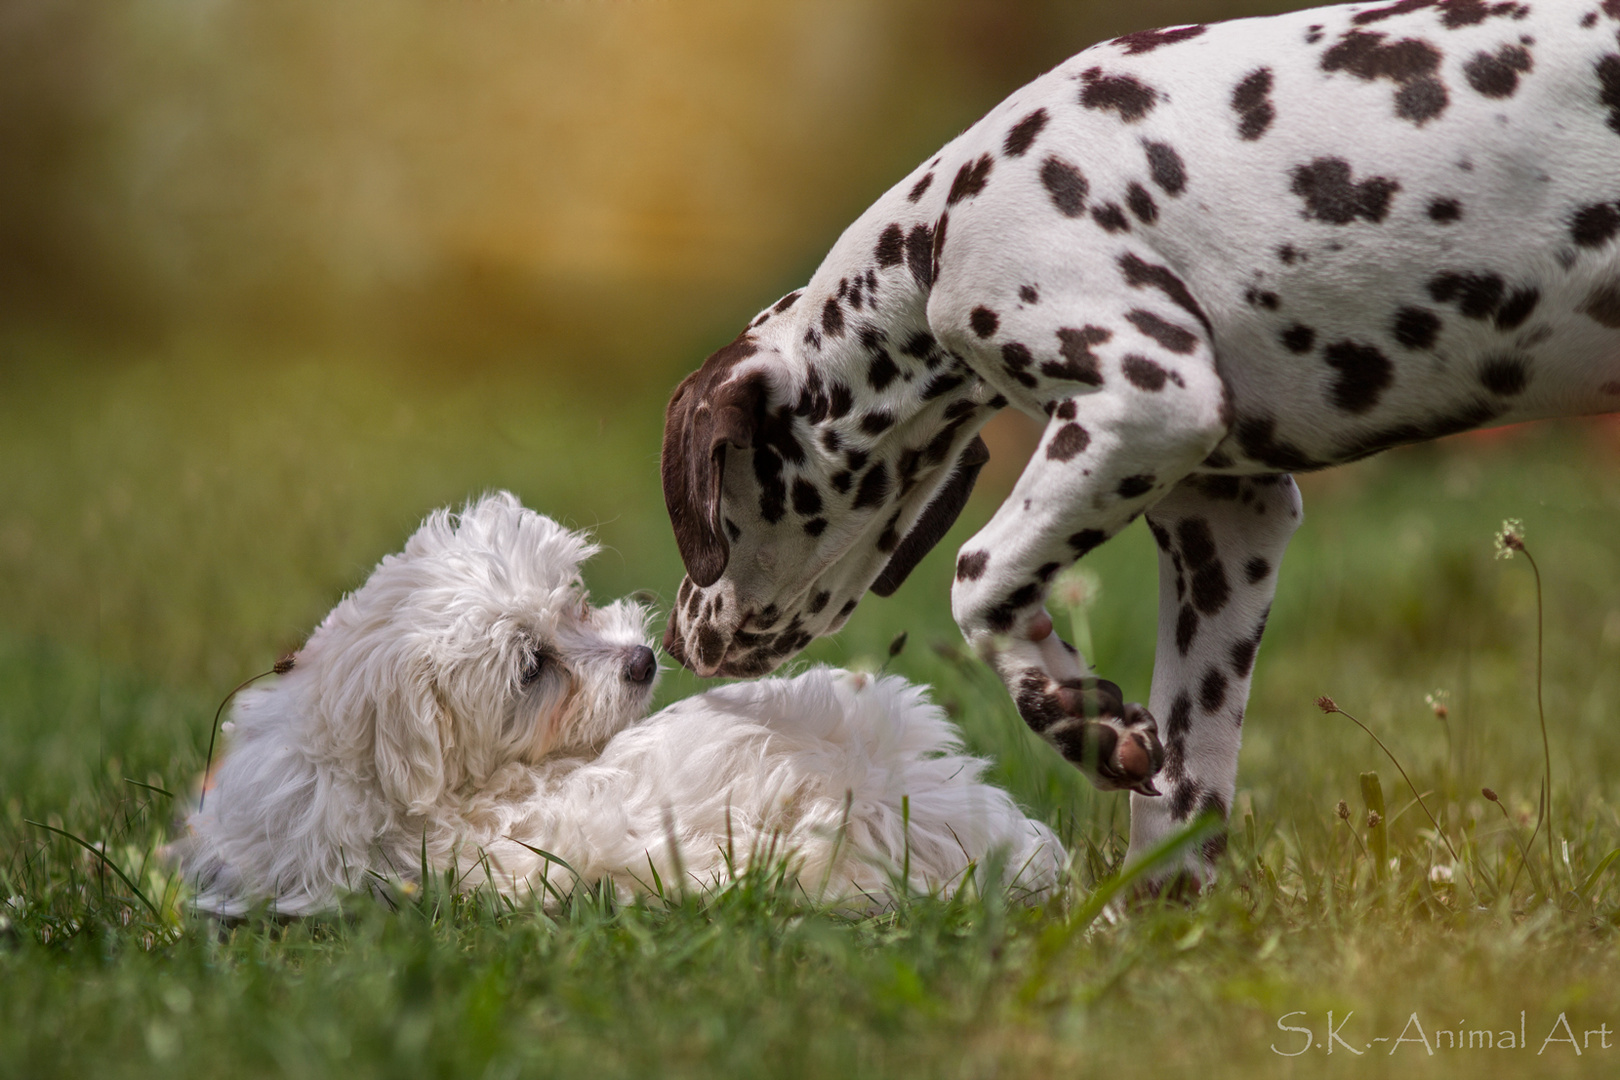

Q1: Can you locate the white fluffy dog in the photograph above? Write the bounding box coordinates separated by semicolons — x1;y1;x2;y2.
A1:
176;493;1062;916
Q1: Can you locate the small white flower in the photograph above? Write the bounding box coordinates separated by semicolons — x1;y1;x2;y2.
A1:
1493;518;1525;559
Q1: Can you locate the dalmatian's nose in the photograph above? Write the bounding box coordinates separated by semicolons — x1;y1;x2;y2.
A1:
624;645;657;685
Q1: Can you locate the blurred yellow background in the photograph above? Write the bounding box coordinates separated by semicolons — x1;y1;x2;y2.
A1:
1;0;1295;376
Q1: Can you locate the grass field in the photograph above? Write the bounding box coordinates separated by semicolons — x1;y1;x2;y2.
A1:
3;343;1620;1078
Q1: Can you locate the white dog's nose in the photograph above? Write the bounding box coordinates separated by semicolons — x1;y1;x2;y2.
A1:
625;645;657;685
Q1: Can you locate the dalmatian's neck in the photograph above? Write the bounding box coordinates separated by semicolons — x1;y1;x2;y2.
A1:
739;169;1010;479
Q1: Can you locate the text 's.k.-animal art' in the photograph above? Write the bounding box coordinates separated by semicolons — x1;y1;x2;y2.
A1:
661;0;1620;885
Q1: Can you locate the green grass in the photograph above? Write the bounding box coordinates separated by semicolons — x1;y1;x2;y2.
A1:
4;342;1620;1078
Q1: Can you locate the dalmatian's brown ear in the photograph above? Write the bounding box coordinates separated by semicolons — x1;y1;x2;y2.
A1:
871;434;989;597
662;338;765;587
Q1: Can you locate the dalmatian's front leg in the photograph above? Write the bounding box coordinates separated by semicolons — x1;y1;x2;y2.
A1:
950;371;1227;795
1125;473;1302;888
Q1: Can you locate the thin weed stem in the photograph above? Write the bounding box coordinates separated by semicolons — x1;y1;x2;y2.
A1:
1316;696;1477;899
1522;545;1556;886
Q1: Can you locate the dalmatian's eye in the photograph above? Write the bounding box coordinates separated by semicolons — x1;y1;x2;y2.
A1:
519;647;547;686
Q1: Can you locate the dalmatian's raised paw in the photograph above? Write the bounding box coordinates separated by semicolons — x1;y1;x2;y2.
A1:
1016;673;1164;796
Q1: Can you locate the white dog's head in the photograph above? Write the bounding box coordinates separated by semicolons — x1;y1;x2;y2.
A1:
291;492;658;816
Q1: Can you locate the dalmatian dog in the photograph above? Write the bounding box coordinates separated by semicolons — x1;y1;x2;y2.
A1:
662;0;1620;885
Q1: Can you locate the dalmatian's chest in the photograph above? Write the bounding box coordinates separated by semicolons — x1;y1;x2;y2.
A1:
792;0;1620;474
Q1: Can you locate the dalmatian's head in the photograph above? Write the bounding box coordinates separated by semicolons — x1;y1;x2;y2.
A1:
661;332;989;677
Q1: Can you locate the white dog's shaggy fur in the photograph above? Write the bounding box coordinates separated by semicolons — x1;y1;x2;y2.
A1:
174;493;1062;916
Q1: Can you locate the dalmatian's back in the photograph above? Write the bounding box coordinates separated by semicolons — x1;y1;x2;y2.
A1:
848;0;1620;470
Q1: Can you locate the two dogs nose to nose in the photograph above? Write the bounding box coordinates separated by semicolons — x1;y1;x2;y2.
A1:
625;645;657;684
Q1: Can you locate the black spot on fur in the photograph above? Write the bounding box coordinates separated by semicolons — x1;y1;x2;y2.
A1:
1003;109;1048;157
1069;529;1106;555
1118;253;1213;334
791;478;822;517
803;518;827;538
907;172;934;202
956;550;989;581
1230;635;1260;678
1245;556;1271;584
1322;340;1394;413
1231;67;1276;140
1580;281;1620;327
1177;517;1217;569
753;447;787;524
1479;354;1530;395
1494;287;1539;330
901;332;936;360
986;583;1041;632
1123;354;1170;391
1126;309;1198;354
1320;29;1447;124
1191;560;1231;616
867;351;899;391
1126;183;1158;224
905;224;934;289
1052;400;1077;420
970;306;999;338
1001;341;1034;375
1600;54;1620;138
829;470;851;494
1427;197;1462;222
1117;475;1155;499
922;372;965;400
1280;324;1317;353
1019;284;1039;304
1079;67;1159;122
821;297;845;338
1041;156;1089;217
1428;271;1505;317
1113;24;1206;54
948;154;994;205
1464;43;1532;98
827;382;854;419
1393;306;1441;348
1291;157;1400;224
1091;203;1130;232
1236;415;1321;472
807;591;831;615
1200;668;1229;712
1046;423;1092;462
1571;202;1620;248
1245;288;1281;310
875;224;905;267
1042;326;1110;385
852;462;890;510
859;410;894;435
1144;141;1187;195
1176;604;1199;654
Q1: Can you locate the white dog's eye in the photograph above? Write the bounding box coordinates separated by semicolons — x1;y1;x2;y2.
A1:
520;648;546;686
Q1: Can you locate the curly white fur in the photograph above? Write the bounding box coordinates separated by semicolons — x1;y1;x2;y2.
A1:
174;492;1062;915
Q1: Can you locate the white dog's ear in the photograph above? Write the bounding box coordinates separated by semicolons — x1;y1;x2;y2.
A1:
372;658;449;816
